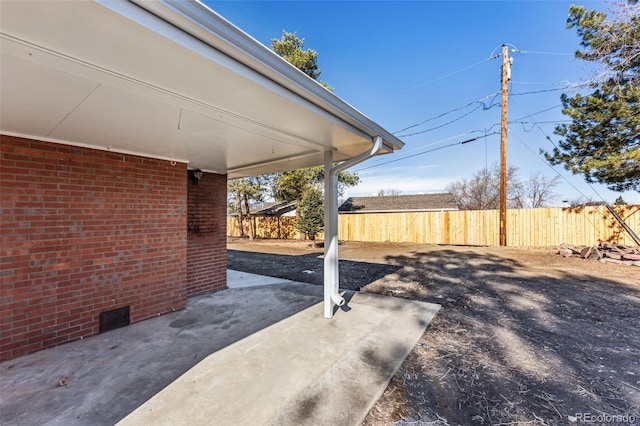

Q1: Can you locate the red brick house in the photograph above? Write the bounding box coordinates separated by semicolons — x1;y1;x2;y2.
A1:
0;0;403;361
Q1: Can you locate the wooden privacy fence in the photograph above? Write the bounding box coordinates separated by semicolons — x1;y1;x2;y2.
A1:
227;216;299;239
227;205;640;247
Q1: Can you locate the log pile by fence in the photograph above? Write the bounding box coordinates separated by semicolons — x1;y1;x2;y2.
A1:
227;205;640;248
559;242;640;266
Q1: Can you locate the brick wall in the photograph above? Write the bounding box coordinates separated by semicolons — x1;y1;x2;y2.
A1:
0;136;188;361
186;171;227;296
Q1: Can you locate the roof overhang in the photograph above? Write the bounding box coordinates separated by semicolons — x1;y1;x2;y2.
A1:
0;0;403;178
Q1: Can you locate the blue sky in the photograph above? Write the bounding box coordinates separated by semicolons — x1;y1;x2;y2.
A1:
207;0;639;205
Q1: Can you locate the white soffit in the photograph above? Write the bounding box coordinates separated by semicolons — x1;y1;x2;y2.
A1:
0;0;403;177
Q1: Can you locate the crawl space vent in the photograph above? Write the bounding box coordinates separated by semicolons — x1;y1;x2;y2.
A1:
99;306;130;333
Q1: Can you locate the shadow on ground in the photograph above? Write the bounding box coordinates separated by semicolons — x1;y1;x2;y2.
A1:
362;248;640;425
226;240;640;424
227;249;402;290
0;284;324;426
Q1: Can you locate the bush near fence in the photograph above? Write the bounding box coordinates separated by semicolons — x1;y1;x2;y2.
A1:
227;205;639;247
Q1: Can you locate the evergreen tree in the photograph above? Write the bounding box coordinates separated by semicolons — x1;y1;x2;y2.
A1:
269;30;359;211
271;30;333;91
545;2;640;192
296;188;324;242
614;195;627;205
272;166;359;206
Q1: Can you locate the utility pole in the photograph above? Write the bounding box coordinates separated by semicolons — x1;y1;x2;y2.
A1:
499;45;511;246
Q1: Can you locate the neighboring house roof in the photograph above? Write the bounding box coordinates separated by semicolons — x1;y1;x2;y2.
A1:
253;201;297;216
0;0;403;178
231;201;296;217
339;193;459;213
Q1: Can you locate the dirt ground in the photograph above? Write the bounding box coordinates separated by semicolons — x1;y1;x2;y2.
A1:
227;238;640;426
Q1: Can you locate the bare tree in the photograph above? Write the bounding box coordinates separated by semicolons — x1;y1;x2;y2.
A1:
228;179;245;237
448;164;560;210
377;188;402;196
227;176;270;239
447;163;519;210
564;196;595;207
512;172;561;208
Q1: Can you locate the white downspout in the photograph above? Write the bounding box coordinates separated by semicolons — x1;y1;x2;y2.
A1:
323;135;384;318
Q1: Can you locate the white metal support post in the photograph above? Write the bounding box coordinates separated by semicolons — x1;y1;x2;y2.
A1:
323;136;384;318
324;150;342;318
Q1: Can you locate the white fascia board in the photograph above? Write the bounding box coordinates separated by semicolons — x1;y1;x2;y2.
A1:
123;0;404;153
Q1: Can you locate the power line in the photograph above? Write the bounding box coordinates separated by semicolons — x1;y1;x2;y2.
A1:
510;97;610;204
390;103;566;146
509;130;592;201
511;104;562;121
355;132;500;172
392;105;562;149
514;120;571;125
512;49;570;56
397;104;484;138
392;67;583;140
507;130;622;237
393;91;500;135
369;126;505;164
511;82;592;96
372;44;620;205
511;81;564;86
512;87;569;96
509;131;611;225
511;97;561;149
391;56;500;97
393;89;569;141
510;96;610;204
512;120;571;133
392;47;585;138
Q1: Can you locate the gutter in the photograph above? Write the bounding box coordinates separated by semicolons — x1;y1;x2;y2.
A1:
323;136;384;318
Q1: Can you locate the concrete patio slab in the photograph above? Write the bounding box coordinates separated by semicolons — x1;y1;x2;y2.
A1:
1;274;439;426
227;269;295;288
